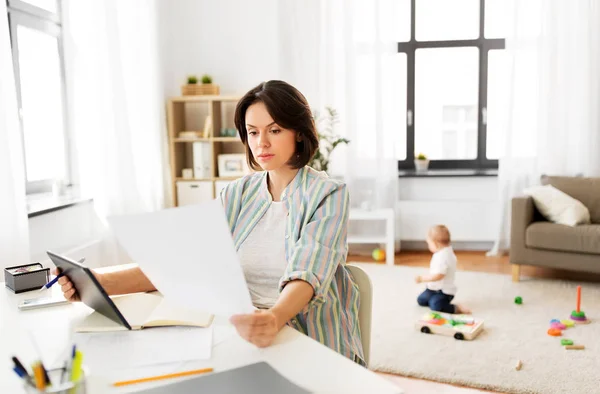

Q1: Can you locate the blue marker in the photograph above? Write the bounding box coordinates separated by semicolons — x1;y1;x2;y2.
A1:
38;272;66;292
12;366;34;387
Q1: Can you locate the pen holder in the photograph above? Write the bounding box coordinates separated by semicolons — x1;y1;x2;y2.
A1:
24;366;88;394
4;263;49;293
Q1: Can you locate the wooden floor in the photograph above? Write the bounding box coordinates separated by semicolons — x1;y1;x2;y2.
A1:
351;250;600;282
356;250;600;394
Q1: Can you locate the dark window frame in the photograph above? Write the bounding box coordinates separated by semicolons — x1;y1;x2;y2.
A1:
398;0;505;170
7;0;71;194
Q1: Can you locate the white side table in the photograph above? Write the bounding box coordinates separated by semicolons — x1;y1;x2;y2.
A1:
348;208;396;266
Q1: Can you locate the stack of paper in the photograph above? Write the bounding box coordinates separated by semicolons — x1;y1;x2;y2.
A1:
74;326;213;369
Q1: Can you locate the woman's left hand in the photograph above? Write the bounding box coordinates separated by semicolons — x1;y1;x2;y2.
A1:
230;310;282;348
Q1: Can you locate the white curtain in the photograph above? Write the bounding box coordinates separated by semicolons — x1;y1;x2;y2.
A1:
489;0;600;255
62;0;170;264
0;4;30;269
63;0;169;218
278;0;399;215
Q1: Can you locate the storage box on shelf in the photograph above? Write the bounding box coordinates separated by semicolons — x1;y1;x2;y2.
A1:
167;95;245;206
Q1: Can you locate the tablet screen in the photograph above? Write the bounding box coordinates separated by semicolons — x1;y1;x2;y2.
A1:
46;251;131;330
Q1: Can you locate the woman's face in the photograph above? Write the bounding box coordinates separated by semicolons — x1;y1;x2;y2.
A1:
245;101;297;171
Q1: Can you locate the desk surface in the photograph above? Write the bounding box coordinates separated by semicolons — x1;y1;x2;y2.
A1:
0;284;401;393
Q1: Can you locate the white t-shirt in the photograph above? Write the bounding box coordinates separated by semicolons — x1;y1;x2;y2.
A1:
426;246;457;295
237;201;288;309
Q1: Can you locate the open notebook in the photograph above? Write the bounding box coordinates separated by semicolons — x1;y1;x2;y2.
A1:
76;292;213;332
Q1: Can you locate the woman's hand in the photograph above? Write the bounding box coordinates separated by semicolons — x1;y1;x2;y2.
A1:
229;310;282;348
53;268;81;302
52;268;102;302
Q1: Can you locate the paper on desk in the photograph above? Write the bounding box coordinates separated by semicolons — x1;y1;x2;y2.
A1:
74;326;212;369
108;200;254;317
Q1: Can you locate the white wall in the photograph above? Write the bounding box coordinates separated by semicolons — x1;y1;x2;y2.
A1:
28;202;97;262
158;0;281;97
28;202;131;268
397;177;499;243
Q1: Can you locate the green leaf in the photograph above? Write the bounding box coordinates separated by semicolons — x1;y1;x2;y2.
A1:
310;107;349;174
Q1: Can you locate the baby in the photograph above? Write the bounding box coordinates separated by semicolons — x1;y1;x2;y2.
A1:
415;225;470;314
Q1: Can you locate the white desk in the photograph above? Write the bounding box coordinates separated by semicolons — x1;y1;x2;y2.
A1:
348;208;396;266
0;285;401;393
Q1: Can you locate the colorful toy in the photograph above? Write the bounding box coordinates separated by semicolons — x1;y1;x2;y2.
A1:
565;345;585;350
550;322;567;330
514;296;523;305
561;319;575;327
561;339;573;346
547;328;562;336
570;286;589;324
550;319;560;324
416;312;484;340
372;248;386;262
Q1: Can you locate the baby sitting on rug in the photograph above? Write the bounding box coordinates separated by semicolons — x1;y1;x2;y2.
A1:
415;225;470;315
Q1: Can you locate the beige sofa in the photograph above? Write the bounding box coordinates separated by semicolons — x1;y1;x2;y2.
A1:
510;176;600;281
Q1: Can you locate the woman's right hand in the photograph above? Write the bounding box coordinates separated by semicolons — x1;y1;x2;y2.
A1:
52;268;81;302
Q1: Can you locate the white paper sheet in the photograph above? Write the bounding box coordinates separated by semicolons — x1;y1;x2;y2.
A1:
74;326;213;369
107;200;254;317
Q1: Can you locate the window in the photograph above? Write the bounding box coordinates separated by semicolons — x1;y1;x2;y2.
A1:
7;0;70;193
397;0;506;170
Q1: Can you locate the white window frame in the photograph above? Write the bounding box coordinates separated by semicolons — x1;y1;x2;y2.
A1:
7;0;71;194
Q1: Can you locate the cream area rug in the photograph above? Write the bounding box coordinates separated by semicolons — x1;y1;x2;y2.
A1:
352;263;600;394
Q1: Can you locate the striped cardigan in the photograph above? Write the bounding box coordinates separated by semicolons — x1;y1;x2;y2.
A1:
219;166;365;365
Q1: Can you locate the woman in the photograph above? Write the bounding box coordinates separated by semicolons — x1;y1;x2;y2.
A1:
56;80;365;365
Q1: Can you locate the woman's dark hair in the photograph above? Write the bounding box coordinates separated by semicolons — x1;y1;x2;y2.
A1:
234;80;319;171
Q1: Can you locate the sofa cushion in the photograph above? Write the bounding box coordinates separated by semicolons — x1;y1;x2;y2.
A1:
542;175;600;224
526;222;600;255
524;185;590;226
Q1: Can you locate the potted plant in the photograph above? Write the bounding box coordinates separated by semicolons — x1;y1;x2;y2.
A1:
182;75;198;95
414;152;429;171
181;74;220;96
308;107;350;174
198;74;219;95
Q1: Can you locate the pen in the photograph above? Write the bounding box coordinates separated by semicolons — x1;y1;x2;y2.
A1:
32;362;46;390
11;356;28;377
40;360;51;386
13;366;35;388
70;350;83;382
113;367;214;387
61;344;76;384
38;272;65;292
38;258;85;292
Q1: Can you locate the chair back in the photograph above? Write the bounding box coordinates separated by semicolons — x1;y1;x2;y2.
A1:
347;264;373;366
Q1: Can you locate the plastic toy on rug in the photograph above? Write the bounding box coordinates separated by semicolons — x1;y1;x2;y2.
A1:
570;286;590;324
416;311;484;340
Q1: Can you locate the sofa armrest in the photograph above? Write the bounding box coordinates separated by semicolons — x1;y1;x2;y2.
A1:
510;197;536;262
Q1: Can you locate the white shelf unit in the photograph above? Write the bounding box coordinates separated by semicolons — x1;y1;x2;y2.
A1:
348;208;395;266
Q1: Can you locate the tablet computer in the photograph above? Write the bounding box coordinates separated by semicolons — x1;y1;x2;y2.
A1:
46;251;132;330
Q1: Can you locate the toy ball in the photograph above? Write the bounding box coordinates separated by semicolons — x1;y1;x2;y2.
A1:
514;296;523;305
372;248;386;262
